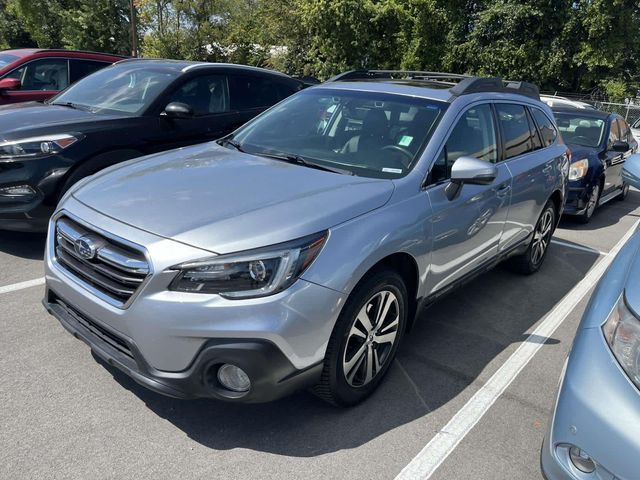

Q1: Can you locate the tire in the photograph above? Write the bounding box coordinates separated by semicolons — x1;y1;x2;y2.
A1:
617;183;630;201
507;200;556;275
313;268;407;406
577;183;600;224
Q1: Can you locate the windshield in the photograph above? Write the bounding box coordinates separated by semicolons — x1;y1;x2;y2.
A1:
51;65;179;115
555;113;606;148
232;88;447;179
0;53;19;69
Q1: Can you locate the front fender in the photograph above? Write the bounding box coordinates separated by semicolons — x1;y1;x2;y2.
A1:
301;192;432;298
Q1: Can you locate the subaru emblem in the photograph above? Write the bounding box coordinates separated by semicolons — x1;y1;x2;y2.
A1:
74;235;99;260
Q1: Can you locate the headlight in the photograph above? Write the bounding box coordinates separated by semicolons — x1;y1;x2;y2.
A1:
602;294;640;389
170;231;328;298
0;134;81;160
568;159;589;180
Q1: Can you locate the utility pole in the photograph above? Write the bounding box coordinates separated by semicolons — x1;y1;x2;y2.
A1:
130;0;138;57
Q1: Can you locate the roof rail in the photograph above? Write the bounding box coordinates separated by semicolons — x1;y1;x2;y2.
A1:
328;69;540;100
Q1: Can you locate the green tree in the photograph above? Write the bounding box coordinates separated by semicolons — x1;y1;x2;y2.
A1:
0;0;35;49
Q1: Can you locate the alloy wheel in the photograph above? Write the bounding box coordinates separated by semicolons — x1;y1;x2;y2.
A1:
342;290;400;388
531;209;554;265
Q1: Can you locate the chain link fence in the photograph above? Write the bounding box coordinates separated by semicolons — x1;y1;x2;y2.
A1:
592;102;640;127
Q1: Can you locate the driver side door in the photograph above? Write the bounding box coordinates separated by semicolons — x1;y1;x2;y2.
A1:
425;103;512;294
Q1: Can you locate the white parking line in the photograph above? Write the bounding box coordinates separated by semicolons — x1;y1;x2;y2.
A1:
396;219;640;480
550;238;607;256
0;277;45;295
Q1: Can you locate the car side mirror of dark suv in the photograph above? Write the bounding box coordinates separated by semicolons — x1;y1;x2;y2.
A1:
445;156;498;201
0;78;21;92
612;140;630;152
163;102;194;118
623;154;640;189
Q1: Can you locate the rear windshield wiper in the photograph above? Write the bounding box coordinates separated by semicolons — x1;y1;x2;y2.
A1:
256;151;354;175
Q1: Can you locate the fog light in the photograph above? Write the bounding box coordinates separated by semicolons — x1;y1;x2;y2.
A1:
569;447;596;473
217;364;251;393
0;184;36;198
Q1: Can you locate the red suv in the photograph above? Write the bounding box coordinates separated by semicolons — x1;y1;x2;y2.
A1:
0;49;126;105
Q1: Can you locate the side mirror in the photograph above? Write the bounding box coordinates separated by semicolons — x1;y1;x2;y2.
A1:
622;154;640;189
445;156;498;201
612;140;630;152
163;102;193;118
0;78;21;92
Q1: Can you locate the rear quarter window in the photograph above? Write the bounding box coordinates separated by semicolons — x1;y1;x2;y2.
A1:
531;108;558;147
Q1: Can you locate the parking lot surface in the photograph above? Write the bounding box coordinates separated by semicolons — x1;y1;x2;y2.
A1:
2;191;640;480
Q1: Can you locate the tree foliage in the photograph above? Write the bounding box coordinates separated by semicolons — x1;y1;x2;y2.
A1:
1;0;640;98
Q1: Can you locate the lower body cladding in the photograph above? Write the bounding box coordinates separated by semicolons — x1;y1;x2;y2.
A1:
541;328;640;480
43;206;345;403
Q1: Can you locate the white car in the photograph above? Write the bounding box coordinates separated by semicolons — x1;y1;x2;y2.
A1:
541;95;595;110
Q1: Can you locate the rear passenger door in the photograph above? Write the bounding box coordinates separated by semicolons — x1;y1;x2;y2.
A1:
499;104;557;249
228;74;297;127
426;103;513;294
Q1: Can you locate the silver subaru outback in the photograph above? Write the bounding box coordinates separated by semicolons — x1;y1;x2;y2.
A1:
43;70;569;405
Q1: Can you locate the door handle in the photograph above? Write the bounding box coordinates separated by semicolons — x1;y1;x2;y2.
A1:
542;163;553;174
496;184;511;198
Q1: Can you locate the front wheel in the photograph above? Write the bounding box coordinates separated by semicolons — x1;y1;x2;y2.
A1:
507;201;556;275
578;183;600;224
313;269;407;406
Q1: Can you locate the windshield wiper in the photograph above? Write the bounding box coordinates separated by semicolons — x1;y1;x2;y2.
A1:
50;101;93;112
256;151;354;176
216;135;245;152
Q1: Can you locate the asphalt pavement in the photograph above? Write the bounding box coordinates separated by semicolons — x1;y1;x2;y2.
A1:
1;191;639;480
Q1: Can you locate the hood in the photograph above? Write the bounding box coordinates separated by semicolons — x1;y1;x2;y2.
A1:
565;144;599;162
73;143;395;254
0;102;125;138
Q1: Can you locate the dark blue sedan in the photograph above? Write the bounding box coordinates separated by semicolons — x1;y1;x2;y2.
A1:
553;107;637;222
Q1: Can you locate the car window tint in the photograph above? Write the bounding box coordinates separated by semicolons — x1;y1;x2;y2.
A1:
531;108;557;146
618;119;631;143
431;104;497;183
497;104;536;159
527;109;543;150
609;118;621;146
168;74;229;115
229;75;281;110
70;60;110;83
7;58;69;91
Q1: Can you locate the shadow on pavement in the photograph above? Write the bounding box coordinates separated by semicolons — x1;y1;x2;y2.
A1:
100;239;598;457
0;231;46;260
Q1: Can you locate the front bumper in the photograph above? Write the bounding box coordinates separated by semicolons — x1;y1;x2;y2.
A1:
43;289;323;402
541;328;640;479
44;199;345;402
562;184;592;216
0;155;71;231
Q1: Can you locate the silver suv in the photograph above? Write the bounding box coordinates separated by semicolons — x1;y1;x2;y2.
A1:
43;70;569;406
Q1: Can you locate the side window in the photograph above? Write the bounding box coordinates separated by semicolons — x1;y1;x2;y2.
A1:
531;108;558;147
69;60;110;83
496;104;534;159
618;119;631;143
168;74;229;115
608;118;621;147
431;104;497;183
229;75;281;110
6;58;69;91
526;109;543;150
